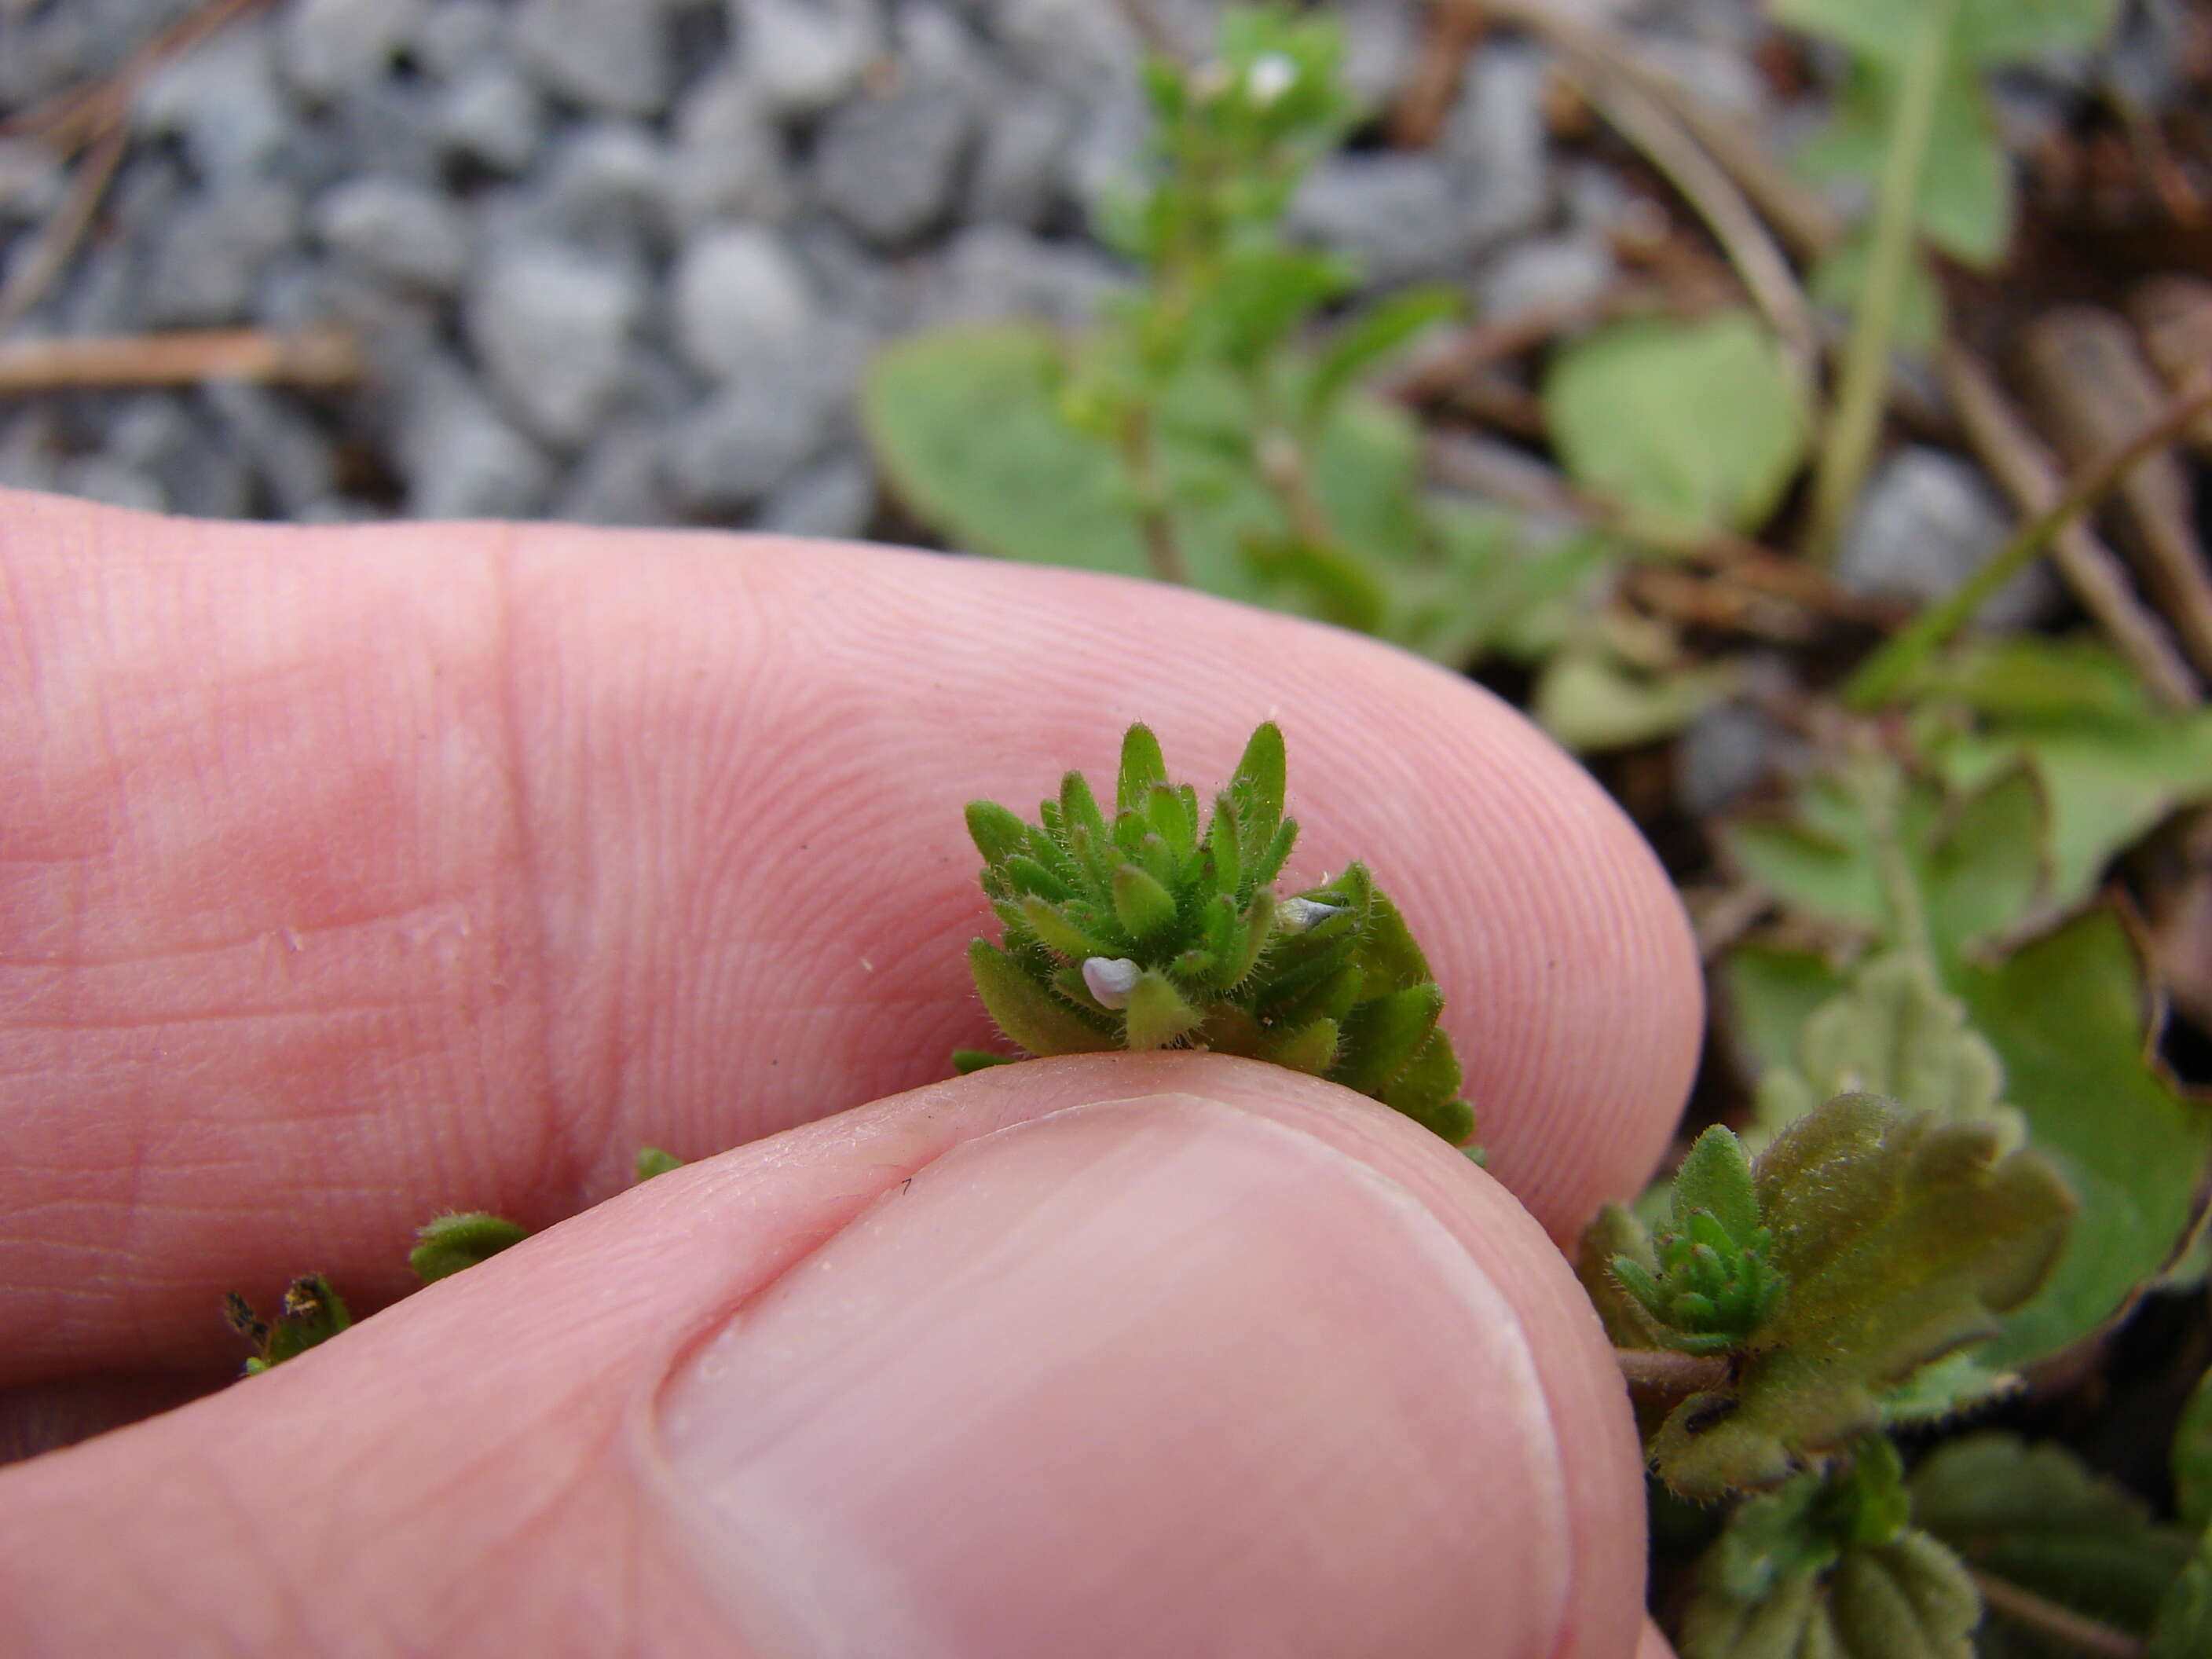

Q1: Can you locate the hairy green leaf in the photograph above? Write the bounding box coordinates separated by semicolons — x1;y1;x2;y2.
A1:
1910;1432;2196;1640
409;1212;530;1284
1683;1443;1977;1659
1652;1096;2071;1500
1752;954;2022;1151
961;725;1475;1144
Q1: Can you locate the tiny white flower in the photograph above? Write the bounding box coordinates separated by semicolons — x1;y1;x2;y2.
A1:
1246;52;1298;105
1277;897;1346;932
1082;955;1144;1009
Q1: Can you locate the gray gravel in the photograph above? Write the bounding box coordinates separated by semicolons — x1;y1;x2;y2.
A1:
0;0;2160;558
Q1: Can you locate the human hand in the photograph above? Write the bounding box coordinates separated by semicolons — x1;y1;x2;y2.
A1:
0;489;1699;1657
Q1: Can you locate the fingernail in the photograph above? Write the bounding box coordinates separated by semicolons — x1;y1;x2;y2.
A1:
656;1096;1571;1659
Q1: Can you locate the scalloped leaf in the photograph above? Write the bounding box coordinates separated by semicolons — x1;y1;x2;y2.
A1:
1911;1431;2196;1642
1683;1443;1976;1659
1652;1096;2072;1500
1752;954;2020;1152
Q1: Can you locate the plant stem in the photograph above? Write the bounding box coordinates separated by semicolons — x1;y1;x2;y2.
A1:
1119;408;1192;587
1846;372;2212;709
1613;1348;1733;1394
1851;750;1939;973
1804;0;1959;562
1969;1569;2145;1658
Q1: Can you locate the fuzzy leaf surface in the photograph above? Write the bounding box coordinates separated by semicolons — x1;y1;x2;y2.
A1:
1683;1441;1978;1659
961;724;1475;1144
1651;1096;2071;1500
1752;954;2020;1151
410;1213;529;1284
1910;1431;2196;1641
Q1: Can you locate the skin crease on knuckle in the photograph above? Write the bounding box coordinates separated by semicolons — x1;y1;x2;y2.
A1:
0;494;1698;1392
0;493;1698;1656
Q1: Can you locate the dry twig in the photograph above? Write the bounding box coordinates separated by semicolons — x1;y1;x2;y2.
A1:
1467;0;1822;388
0;327;365;396
1940;343;2203;708
2016;308;2212;682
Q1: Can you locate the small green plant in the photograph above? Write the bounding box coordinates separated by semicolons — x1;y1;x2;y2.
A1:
1772;0;2128;555
223;1274;350;1375
959;723;1477;1150
865;3;1604;677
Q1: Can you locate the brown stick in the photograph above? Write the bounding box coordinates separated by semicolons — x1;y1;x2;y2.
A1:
1426;431;1882;621
0;0;277;152
0;326;366;395
1389;0;1489;148
1472;0;1844;262
1940;342;2203;709
2016;308;2212;682
0;123;126;338
1381;282;1653;406
1613;1349;1732;1395
1482;6;1820;388
1968;1570;2144;1659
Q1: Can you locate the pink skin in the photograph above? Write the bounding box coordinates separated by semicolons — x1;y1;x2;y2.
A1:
0;489;1699;1656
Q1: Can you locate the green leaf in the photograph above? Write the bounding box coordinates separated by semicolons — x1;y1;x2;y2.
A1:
1935;714;2212;914
1330;983;1442;1095
225;1273;352;1374
1683;1445;1978;1659
1958;909;2212;1369
1774;0;2123;66
1227;721;1287;861
2149;1532;2212;1659
1196;246;1351;369
969;938;1119;1057
966;800;1031;867
1726;946;1851;1079
635;1146;685;1181
1725;763;2046;971
2177;1367;2212;1533
1754;954;2021;1149
1544;309;1811;536
1796;59;2013;267
1116;724;1169;813
1810;237;1945;354
1614;1124;1786;1356
1675;1123;1767;1245
1112;862;1180;939
1122;968;1205;1049
1302;285;1460;424
1911;1432;2197;1639
1652;1095;2072;1500
1577;1203;1671;1351
865;324;1178;580
410;1213;530;1284
1533;643;1740;754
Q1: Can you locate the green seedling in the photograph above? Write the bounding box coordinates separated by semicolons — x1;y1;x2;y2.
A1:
223;1274;350;1375
961;722;1476;1150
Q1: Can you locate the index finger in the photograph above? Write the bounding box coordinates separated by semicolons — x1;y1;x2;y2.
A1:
0;490;1699;1384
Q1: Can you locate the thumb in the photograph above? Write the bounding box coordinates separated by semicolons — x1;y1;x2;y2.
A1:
0;1057;1649;1657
